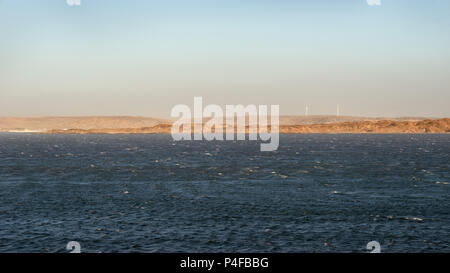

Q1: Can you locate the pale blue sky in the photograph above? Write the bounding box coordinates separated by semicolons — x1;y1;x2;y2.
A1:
0;0;449;117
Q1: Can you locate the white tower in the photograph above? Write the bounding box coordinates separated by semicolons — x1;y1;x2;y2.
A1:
336;104;340;117
305;105;309;116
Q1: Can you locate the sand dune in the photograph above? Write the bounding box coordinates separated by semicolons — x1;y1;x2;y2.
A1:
41;118;450;134
278;115;432;125
0;116;171;131
1;116;447;134
278;118;450;133
0;115;435;132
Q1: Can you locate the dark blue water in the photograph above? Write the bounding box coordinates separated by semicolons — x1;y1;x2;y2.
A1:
0;134;449;253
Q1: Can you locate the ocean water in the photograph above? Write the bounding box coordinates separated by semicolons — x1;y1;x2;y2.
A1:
0;133;449;253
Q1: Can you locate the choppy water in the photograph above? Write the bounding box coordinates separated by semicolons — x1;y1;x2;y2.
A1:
0;134;449;253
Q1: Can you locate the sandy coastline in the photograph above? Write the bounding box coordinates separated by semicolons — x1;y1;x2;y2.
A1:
37;118;450;134
0;116;448;134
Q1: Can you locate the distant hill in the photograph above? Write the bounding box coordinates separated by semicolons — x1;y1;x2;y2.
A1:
0;115;439;132
0;116;171;132
278;118;450;133
278;115;433;125
43;118;450;134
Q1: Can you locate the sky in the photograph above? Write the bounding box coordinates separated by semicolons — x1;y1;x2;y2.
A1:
0;0;449;118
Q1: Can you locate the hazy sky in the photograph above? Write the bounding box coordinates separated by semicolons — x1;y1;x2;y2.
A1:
0;0;449;117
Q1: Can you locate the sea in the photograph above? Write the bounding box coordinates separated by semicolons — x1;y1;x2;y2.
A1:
0;133;448;253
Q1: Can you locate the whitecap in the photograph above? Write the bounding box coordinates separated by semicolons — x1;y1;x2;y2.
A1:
401;217;424;223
